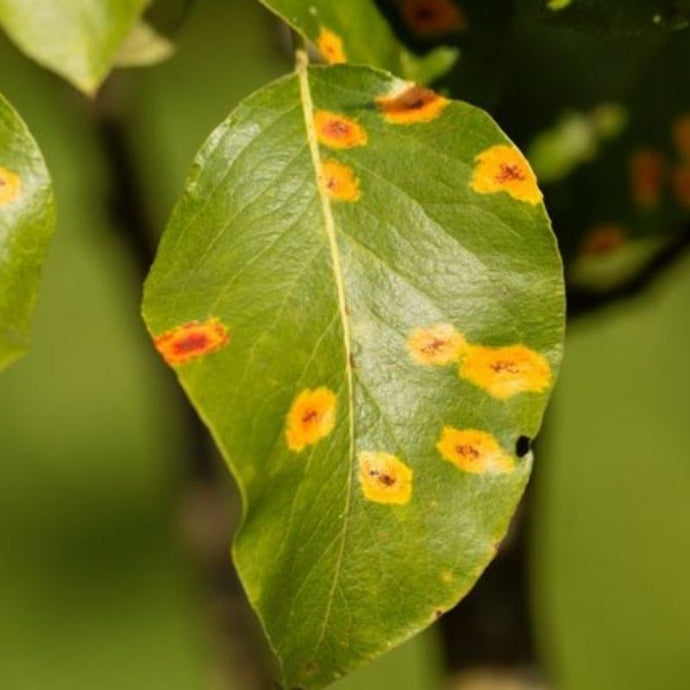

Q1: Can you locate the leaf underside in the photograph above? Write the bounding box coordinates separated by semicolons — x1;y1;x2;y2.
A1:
0;0;150;94
143;63;564;689
258;0;457;83
0;91;55;372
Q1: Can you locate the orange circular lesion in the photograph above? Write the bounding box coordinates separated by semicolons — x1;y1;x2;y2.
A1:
407;323;469;366
400;0;467;37
285;387;337;452
630;149;667;208
580;224;627;256
436;427;514;474
459;344;552;400
320;160;361;202
153;317;229;366
0;166;22;206
377;84;449;125
316;27;347;64
313;110;367;149
358;451;413;504
470;144;542;205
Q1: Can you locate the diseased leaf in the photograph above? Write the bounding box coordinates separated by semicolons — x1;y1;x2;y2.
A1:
258;0;458;83
0;0;150;94
0;92;55;371
143;61;564;688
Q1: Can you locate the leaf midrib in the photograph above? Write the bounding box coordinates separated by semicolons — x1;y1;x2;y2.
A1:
296;53;355;654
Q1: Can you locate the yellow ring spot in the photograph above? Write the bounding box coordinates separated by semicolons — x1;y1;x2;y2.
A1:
316;27;347;64
358;451;413;504
471;144;542;205
320;160;361;202
436;427;515;474
154;317;229;366
377;84;450;125
460;344;552;400
314;110;367;149
407;323;468;366
285;387;337;452
0;167;22;206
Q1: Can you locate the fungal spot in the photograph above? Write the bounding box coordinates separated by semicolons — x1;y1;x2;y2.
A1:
436;427;515;474
0;167;22;206
672;114;690;160
515;436;531;458
407;323;468;366
320;159;361;201
672;165;690;209
314;110;367;149
285;387;337;452
630;149;666;208
316;27;347;64
471;145;543;205
377;84;449;125
358;451;413;505
400;0;467;37
153;317;229;366
580;224;627;256
460;344;552;400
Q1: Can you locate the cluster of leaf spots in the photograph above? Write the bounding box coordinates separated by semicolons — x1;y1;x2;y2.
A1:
407;323;552;400
285;387;338;453
471;144;543;205
0;167;22;206
153;317;229;366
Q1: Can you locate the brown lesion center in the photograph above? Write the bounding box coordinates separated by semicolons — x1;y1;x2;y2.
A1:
384;85;438;113
173;333;210;354
421;337;447;354
324;119;351;138
490;360;520;374
495;162;526;183
302;409;319;424
455;444;480;460
369;469;397;486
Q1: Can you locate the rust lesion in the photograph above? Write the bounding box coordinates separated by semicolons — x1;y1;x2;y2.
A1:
358;451;413;504
285;387;337;452
153;317;230;366
377;84;450;124
436;427;515;474
314;110;367;149
320;159;361;202
316;27;347;64
407;324;468;366
0;167;22;206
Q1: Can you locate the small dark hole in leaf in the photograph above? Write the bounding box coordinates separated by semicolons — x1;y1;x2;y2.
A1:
516;436;531;458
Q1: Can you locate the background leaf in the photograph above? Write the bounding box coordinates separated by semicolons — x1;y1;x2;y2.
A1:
257;0;458;83
143;60;564;688
0;91;55;372
0;0;150;94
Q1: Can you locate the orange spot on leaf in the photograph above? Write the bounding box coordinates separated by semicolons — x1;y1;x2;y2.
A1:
316;27;347;64
285;387;337;452
471;145;542;205
320;160;361;202
436;427;515;474
154;318;229;366
460;344;552;399
407;323;468;366
377;84;449;125
314;110;367;149
0;167;22;205
358;451;413;504
401;0;467;37
580;224;627;256
630;149;667;208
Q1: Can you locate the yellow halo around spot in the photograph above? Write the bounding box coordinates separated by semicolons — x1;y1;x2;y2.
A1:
313;110;367;149
407;323;469;366
320;159;361;202
470;144;542;205
358;451;413;505
153;317;229;366
436;427;515;474
377;84;450;125
460;344;552;400
316;27;347;64
285;387;337;452
0;167;22;206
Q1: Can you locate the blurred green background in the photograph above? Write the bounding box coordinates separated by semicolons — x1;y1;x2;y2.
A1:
1;1;689;688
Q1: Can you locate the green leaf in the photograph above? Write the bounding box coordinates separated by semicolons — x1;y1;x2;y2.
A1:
0;0;150;94
0;91;55;372
539;0;690;34
143;60;564;688
257;0;458;83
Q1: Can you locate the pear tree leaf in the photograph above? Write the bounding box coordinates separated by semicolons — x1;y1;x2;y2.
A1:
143;61;564;689
0;0;150;94
258;0;458;83
0;91;55;372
